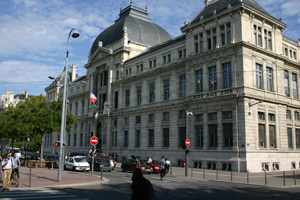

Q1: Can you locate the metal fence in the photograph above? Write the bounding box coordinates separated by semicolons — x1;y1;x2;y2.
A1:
170;167;300;187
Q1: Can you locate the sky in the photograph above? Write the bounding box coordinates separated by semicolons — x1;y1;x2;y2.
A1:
0;0;300;97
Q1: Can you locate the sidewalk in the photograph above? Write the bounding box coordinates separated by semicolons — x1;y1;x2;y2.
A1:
7;167;105;190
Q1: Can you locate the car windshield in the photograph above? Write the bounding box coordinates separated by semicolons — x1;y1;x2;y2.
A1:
152;160;160;165
74;158;87;163
140;160;148;165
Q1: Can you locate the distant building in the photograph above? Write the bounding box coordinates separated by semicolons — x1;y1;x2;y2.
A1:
0;90;33;111
43;0;300;172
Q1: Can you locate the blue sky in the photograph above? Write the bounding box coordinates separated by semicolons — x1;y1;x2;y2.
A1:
0;0;299;97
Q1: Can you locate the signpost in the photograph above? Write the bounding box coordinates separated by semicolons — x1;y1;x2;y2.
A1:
185;139;190;177
90;136;98;176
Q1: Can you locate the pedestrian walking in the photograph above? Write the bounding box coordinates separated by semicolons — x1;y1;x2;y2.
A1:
165;158;171;174
159;156;166;180
1;153;14;191
135;157;141;169
131;168;156;200
11;152;20;184
147;157;152;165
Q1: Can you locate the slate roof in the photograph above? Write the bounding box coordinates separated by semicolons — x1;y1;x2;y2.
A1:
91;4;171;55
191;0;282;25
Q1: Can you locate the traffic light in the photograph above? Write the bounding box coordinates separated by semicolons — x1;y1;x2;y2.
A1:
55;141;60;147
185;149;190;155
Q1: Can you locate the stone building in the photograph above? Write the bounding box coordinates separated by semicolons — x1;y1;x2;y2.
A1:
43;0;300;172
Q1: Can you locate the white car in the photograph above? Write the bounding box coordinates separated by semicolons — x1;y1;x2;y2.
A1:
64;156;90;171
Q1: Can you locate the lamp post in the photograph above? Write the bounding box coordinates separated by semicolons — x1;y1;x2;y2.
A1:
185;111;193;177
57;28;80;182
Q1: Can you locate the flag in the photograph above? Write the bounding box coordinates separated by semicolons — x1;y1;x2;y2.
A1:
90;92;97;103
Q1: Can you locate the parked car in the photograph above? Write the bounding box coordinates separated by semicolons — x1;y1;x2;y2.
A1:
121;159;153;174
87;157;112;172
64;156;90;171
45;155;59;168
149;160;160;173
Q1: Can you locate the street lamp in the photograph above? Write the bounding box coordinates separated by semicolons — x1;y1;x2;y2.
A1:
57;28;80;182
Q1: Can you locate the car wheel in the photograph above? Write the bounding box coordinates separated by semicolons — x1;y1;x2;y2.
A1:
64;165;66;170
73;166;76;171
108;170;111;172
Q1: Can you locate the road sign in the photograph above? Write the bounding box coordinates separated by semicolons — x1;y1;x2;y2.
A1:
185;139;190;147
90;136;99;146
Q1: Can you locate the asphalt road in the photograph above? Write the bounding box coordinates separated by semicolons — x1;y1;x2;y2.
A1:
1;169;299;200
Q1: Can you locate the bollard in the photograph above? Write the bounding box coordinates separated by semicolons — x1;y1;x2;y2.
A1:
216;170;218;180
247;170;249;184
29;168;32;187
100;165;103;180
293;171;296;185
265;170;267;185
203;168;205;180
170;166;172;175
231;170;233;182
283;171;286;186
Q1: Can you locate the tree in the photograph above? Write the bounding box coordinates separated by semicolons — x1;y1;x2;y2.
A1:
0;94;77;159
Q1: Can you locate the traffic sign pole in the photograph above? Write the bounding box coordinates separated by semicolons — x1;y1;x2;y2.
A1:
90;136;98;176
185;139;190;177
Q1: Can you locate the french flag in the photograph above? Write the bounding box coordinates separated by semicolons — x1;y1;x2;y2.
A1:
90;92;97;103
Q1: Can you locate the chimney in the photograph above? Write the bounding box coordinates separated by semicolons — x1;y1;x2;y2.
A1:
72;64;77;82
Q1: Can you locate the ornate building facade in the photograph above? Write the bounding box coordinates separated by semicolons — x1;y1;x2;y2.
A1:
44;0;300;172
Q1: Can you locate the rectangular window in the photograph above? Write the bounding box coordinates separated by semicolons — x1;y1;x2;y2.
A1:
124;131;128;147
195;114;203;122
136;116;141;124
163;112;169;121
220;25;225;45
80;134;83;146
196;69;203;93
163;128;169;147
149;83;155;103
135;130;140;147
208;113;217;121
286;110;291;120
74;134;77;147
209;124;217;147
179;75;186;97
223;62;232;89
200;33;204;52
223;123;233;147
148;129;154;147
226;23;231;44
254;25;257;45
179;127;186;148
125;90;130;107
258;27;262;47
269;125;276;148
195;125;203;147
284;70;290;97
179;110;186;119
75;103;78;116
269;113;275;122
292;73;298;99
259;124;266;148
209;66;217;91
194;35;199;54
207;30;212;50
116;70;119;80
137;86;142;105
81;101;85;116
256;64;263;89
148;114;154;123
114;91;118;109
288;128;293;149
223;111;232;119
258;112;265;120
296;129;300;149
267;67;273;92
295;112;300;121
268;31;272;51
212;28;217;48
163;79;170;100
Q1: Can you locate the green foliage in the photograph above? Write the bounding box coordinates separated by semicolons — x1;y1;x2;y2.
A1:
0;94;77;151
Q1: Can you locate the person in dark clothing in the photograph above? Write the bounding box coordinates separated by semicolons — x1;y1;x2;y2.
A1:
131;168;156;200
